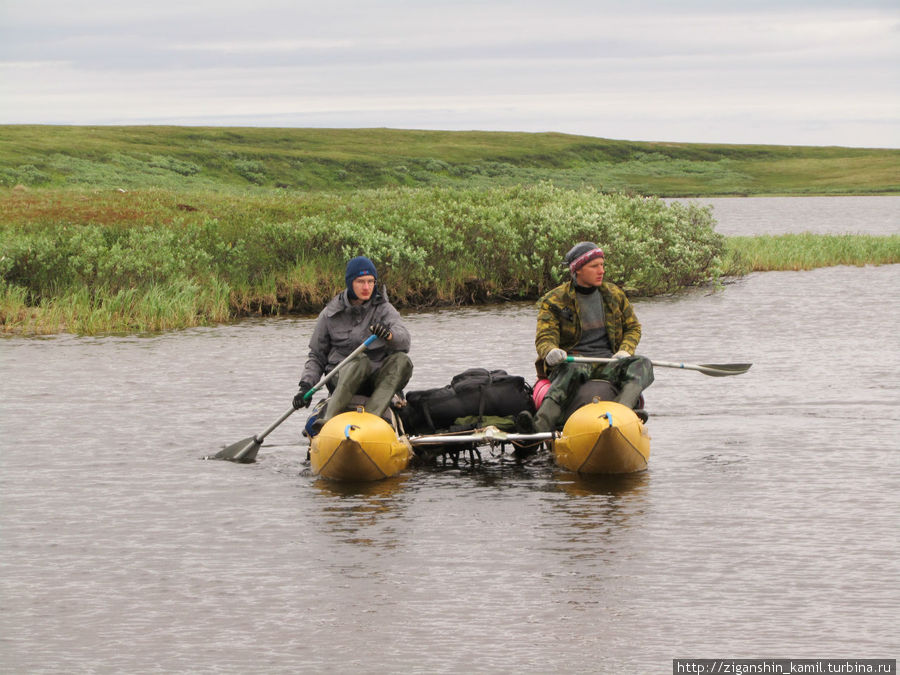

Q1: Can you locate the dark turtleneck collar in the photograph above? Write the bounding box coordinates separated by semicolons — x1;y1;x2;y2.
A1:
574;283;598;295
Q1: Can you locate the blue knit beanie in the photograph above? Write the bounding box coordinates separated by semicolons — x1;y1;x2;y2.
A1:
345;256;378;299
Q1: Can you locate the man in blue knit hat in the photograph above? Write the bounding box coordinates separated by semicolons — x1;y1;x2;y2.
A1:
294;256;413;430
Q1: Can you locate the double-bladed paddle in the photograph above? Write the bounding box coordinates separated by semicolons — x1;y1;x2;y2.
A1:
212;334;379;463
566;355;752;377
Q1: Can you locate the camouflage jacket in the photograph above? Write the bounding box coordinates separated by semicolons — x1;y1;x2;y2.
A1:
534;280;642;378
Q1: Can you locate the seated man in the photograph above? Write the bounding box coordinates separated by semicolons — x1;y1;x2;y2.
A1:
294;256;413;431
519;241;653;433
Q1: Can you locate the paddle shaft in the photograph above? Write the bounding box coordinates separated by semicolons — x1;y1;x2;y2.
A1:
230;334;379;459
410;431;556;446
566;355;751;377
256;333;379;443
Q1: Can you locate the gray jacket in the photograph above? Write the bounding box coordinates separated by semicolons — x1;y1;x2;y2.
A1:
300;286;411;385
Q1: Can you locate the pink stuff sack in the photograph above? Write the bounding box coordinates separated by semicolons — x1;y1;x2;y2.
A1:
532;378;551;409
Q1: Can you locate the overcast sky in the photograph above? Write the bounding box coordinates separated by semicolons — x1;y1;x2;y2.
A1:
1;0;898;147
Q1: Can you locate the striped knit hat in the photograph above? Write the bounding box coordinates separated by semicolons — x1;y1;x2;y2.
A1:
565;242;604;274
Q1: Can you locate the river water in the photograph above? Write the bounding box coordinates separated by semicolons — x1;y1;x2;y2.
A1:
1;198;898;673
667;195;900;236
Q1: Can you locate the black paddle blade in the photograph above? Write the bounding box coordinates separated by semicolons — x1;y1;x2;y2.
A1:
697;363;753;376
213;437;261;463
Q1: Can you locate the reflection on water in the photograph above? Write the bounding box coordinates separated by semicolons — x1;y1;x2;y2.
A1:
312;473;412;501
555;470;650;499
551;471;650;539
311;474;412;544
2;204;899;672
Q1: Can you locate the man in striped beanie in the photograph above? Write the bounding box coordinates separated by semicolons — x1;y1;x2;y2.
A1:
518;241;654;434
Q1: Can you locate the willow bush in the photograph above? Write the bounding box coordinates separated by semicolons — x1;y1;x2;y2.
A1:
1;184;726;334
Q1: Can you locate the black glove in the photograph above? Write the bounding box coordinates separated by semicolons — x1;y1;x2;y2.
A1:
293;381;314;409
370;321;392;341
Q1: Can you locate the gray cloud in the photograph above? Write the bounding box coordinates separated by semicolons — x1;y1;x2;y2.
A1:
1;0;897;147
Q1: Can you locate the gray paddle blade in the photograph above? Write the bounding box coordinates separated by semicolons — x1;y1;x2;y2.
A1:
213;437;261;463
697;363;753;376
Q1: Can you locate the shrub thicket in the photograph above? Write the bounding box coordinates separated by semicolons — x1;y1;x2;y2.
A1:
1;184;725;333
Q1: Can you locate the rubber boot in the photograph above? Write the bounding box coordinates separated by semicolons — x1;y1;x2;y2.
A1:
513;410;544;459
321;355;370;422
614;381;644;410
363;353;413;417
533;398;564;433
515;410;536;434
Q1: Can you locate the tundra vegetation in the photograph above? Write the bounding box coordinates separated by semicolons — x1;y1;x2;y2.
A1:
1;126;897;335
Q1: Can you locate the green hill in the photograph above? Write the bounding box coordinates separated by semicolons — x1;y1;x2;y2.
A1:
1;125;897;196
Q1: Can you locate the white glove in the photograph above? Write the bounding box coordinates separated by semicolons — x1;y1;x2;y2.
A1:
545;348;567;367
613;350;631;359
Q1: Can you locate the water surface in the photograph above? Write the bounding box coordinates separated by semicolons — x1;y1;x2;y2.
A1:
2;199;898;673
668;195;899;236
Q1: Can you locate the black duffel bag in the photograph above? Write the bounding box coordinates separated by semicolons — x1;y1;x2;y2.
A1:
400;368;534;434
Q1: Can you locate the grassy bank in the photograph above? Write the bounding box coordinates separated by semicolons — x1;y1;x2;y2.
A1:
2;184;727;334
2;125;898;197
3;183;897;336
3;125;896;335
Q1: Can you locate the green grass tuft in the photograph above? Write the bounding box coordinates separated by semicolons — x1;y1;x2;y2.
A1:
723;234;900;272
